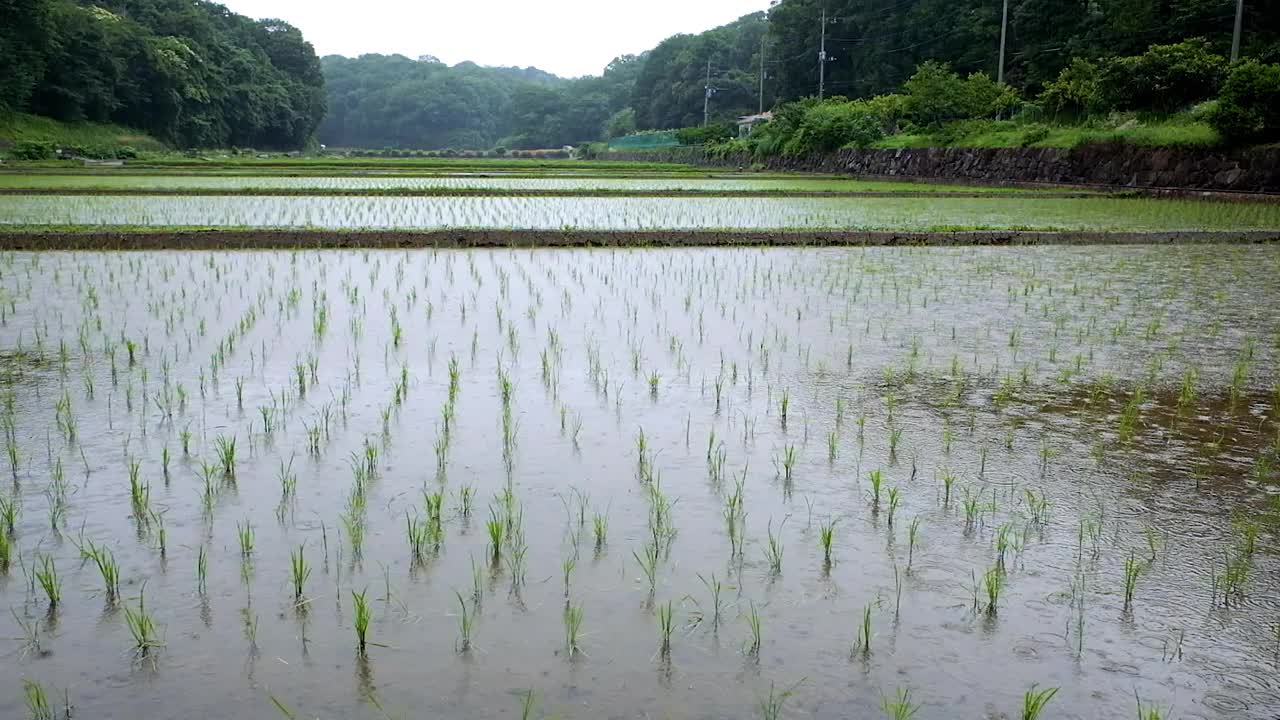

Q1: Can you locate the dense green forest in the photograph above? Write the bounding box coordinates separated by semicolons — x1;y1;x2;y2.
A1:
0;0;325;149
319;54;641;150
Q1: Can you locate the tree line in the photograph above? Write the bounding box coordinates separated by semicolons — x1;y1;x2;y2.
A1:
0;0;325;149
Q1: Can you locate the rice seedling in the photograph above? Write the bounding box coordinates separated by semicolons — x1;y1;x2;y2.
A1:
853;604;873;655
486;506;505;563
744;601;763;655
82;540;120;601
290;544;311;601
454;590;474;652
886;487;901;528
826;431;837;461
758;679;803;720
1021;685;1058;720
1134;693;1167;720
35;553;60;607
634;542;659;593
518;690;536;720
197;545;208;593
697;572;724;628
124;582;162;654
341;512;364;558
561;555;575;596
779;389;789;428
592;511;608;549
236;520;255;557
656;599;674;657
352;588;372;653
818;518;836;566
869;469;884;507
907;516;922;569
1122;550;1142;609
764;518;784;574
881;687;921;720
22;679;61;720
564;603;584;657
0;525;9;573
983;566;1003;616
214;434;237;476
0;492;17;535
941;470;956;506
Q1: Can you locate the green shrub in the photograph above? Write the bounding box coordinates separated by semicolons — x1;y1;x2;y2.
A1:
1209;60;1280;145
1098;39;1224;114
903;61;1019;127
675;123;734;145
1039;58;1106;118
782;96;903;155
9;140;56;160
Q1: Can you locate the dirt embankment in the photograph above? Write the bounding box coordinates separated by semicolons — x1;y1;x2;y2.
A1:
1;229;1276;250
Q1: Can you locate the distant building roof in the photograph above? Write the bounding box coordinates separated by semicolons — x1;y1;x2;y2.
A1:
736;112;773;125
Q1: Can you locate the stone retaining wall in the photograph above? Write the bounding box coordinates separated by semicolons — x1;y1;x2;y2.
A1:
613;144;1280;192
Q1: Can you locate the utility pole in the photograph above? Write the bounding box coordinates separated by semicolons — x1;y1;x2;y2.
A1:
818;7;827;99
758;32;766;113
703;58;713;126
997;0;1009;84
1231;0;1244;62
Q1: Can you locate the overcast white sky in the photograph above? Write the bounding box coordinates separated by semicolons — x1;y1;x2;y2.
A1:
219;0;772;78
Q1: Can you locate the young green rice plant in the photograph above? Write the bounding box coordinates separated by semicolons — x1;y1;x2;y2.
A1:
352;588;372;654
941;470;956;506
562;554;576;597
290;544;311;602
1134;693;1168;720
634;542;659;594
35;553;60;607
486;506;505;564
214;434;237;477
886;487;901;528
82;540;120;602
23;679;57;720
592;511;608;550
341;512;364;559
456;485;475;519
406;513;430;562
124;582;162;654
758;679;804;720
881;687;921;720
236;520;255;557
869;469;884;508
657;599;675;657
0;525;9;574
744;600;762;655
779;389;790;429
196;545;208;594
697;572;724;629
818;518;836;566
127;459;149;515
983;566;1004;616
853;604;873;655
517;690;536;720
0;492;17;535
962;487;980;527
564;603;584;657
1021;685;1058;720
888;428;903;457
907;516;922;569
826;431;838;462
1123;550;1142;609
454;590;474;652
764;518;785;574
778;444;797;483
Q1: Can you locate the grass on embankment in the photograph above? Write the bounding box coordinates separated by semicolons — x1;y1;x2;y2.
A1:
870;117;1220;150
0;112;167;155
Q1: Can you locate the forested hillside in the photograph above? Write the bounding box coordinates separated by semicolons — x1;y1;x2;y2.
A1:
0;0;325;149
318;54;641;150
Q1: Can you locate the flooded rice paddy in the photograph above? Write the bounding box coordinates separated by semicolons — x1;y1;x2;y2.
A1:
1;245;1279;719
0;174;1057;194
2;194;1279;231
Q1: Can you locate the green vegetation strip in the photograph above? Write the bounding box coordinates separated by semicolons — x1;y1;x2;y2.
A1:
1;228;1274;250
0;187;1107;199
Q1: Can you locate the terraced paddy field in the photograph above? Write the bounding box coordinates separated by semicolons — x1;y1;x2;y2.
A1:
1;162;1279;720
